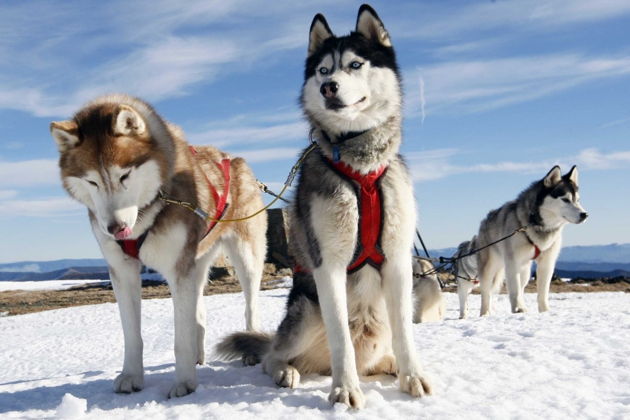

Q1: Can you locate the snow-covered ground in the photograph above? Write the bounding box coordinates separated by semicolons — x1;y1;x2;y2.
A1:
1;290;629;419
0;279;107;292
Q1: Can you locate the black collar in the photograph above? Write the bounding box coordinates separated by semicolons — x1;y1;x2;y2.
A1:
320;129;369;145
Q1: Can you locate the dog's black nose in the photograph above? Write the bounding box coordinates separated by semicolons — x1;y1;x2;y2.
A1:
579;212;588;222
108;222;126;235
320;81;339;98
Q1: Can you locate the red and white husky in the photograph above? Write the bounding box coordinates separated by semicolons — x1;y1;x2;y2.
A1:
50;94;267;397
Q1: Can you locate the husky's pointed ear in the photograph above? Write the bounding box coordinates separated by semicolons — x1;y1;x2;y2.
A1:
565;165;579;185
50;120;80;152
114;105;146;136
543;165;562;188
356;4;391;47
308;13;333;56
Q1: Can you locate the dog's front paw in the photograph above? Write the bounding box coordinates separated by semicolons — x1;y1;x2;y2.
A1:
399;373;432;397
538;301;549;312
329;384;365;409
113;372;143;393
273;365;300;388
168;380;197;398
512;305;528;314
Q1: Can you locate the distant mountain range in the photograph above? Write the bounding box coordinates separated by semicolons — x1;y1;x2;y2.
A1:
427;243;630;264
1;243;629;282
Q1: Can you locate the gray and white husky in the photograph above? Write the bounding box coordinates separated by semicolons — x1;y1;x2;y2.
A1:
476;165;588;316
217;4;431;409
453;236;482;319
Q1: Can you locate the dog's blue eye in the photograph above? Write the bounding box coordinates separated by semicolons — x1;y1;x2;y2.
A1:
562;198;570;203
87;180;98;188
319;67;329;75
350;61;363;69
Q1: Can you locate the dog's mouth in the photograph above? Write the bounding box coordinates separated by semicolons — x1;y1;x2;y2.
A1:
325;96;367;111
114;226;133;240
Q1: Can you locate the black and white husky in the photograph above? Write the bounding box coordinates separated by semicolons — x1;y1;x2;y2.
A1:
217;4;431;409
476;166;588;316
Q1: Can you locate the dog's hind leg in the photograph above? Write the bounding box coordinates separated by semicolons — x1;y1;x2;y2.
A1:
262;294;325;389
224;231;264;331
458;280;475;319
366;354;398;376
382;257;432;398
479;260;499;316
105;245;144;393
193;247;221;365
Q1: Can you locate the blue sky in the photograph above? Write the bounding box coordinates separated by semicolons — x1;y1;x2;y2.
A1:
1;0;629;263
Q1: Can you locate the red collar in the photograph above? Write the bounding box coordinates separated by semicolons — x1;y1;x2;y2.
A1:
117;147;231;260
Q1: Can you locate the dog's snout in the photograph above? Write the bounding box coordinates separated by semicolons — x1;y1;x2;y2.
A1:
107;221;126;235
579;212;588;222
320;81;339;98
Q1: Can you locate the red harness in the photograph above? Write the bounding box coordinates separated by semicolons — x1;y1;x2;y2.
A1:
117;147;231;259
296;158;388;274
523;232;541;260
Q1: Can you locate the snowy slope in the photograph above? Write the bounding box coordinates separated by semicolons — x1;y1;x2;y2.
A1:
1;290;629;419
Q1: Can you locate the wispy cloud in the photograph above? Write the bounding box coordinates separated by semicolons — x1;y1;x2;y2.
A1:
0;197;82;217
408;148;630;182
229;147;301;163
0;159;59;188
190;121;307;148
600;115;630;128
408;53;630;116
0;0;348;118
0;190;17;200
393;0;630;41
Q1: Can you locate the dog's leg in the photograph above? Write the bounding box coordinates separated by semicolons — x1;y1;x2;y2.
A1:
479;262;499;316
366;354;398;376
194;251;218;366
382;257;432;398
224;234;263;331
536;241;561;312
458;280;475;319
505;260;527;313
107;254;144;393
167;270;202;398
313;264;365;408
262;299;310;388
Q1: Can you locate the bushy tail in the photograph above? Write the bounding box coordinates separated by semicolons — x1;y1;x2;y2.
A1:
215;331;273;366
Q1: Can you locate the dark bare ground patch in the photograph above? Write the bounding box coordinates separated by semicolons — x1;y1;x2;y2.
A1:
1;270;628;317
0;265;291;317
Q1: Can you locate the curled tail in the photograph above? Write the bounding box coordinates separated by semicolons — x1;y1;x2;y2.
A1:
215;331;273;366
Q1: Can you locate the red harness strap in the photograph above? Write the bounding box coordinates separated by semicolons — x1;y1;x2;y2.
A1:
294;159;388;274
330;160;387;272
523;231;541;260
532;244;541;260
117;148;230;259
205;158;231;236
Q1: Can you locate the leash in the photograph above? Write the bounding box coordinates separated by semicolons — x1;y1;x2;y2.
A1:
415;225;528;281
413;229;445;288
159;142;318;223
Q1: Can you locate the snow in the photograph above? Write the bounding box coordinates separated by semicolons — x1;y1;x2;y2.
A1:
0;279;106;292
1;289;629;419
55;393;88;419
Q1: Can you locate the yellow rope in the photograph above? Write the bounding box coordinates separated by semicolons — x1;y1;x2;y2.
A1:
159;143;318;223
